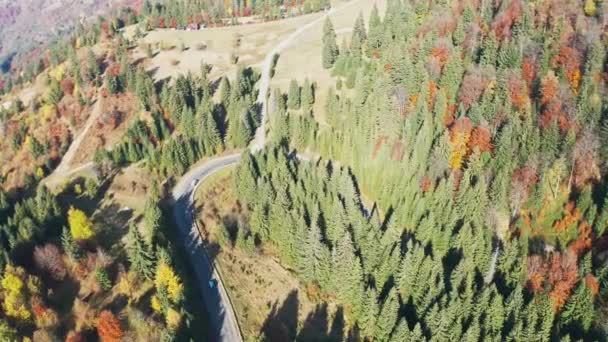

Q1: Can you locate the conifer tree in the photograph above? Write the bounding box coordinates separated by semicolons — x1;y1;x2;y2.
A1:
287;80;300;109
61;227;82;261
300;79;314;111
360;286;379;338
143;198;162;247
219;76;231;106
367;5;382;57
301;217;331;288
126;224;154;280
322;18;339;68
333;232;364;315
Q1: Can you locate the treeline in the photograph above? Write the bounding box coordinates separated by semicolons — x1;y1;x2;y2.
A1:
95;62;260;179
268;78;318;148
0;6;138;95
140;0;330;28
258;0;608;339
234;145;604;340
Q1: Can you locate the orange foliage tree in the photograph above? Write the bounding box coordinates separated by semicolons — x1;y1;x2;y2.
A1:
66;331;86;342
526;255;547;293
551;47;581;94
469;126;493;153
585;274;599;296
507;73;528;111
491;0;523;41
540;71;559;105
521;56;537;93
553;202;581;234
568;223;593;257
97;310;123;342
547;250;578;311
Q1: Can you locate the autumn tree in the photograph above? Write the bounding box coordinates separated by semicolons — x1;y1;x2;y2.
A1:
33;244;67;280
97;310;123;342
68;207;95;240
448;118;473;170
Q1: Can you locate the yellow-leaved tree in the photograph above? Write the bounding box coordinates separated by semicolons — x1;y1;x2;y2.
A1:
155;263;183;303
1;266;40;321
68;207;95;240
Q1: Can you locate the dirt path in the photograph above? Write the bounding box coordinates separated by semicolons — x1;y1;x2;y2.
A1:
250;0;361;151
44;95;103;187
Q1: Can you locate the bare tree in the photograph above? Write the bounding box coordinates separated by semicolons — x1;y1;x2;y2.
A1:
34;244;67;280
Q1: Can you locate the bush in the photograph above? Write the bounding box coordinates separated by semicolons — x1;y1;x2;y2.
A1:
229;52;238;64
85;177;100;199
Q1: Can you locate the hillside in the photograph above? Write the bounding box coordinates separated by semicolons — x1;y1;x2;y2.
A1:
0;0;142;73
1;0;608;340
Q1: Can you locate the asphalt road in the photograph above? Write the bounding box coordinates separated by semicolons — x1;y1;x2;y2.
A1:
171;153;242;342
172;2;363;340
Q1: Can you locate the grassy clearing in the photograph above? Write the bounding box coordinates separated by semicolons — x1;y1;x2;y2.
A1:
270;0;386;122
194;167;344;340
131;11;324;83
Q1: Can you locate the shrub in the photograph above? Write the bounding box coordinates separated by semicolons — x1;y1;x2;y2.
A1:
229;52;238;64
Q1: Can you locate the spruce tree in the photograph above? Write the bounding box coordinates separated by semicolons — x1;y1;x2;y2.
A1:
301;217;331;288
367;5;382;57
287;79;300;109
333;232;364;317
300;79;314;111
360;286;379;338
126;224;154;279
143;198;162;247
219;76;231;107
61;227;82;261
322;18;339;68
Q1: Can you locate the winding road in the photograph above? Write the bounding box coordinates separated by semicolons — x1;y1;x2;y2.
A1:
171;154;242;342
171;2;363;341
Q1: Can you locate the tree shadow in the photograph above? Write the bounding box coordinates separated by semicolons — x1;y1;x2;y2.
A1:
296;304;345;342
260;290;300;342
94;202;133;252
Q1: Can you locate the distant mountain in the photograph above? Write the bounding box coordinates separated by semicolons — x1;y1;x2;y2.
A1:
0;0;140;73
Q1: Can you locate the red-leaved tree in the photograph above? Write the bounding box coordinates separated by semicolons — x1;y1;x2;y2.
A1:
97;311;123;342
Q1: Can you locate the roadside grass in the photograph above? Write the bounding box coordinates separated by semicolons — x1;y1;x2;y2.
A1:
194;166;345;340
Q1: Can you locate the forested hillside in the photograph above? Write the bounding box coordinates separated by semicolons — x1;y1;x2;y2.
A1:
229;0;608;340
1;0;608;340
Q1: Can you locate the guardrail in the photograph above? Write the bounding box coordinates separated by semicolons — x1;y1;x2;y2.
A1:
190;174;244;342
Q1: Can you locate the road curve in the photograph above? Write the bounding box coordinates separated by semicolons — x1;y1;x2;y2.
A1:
173;1;363;339
171;153;242;341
